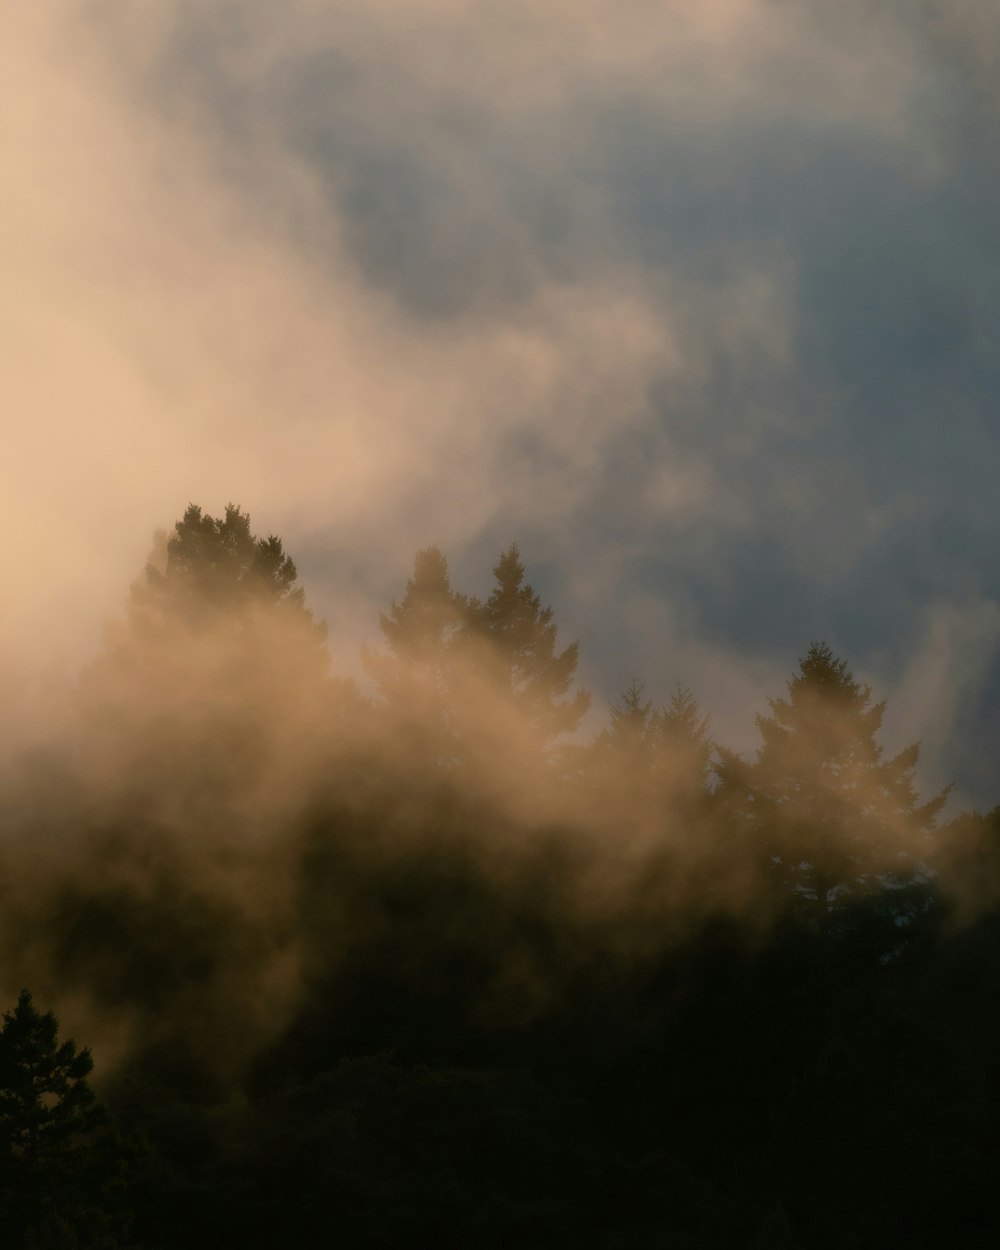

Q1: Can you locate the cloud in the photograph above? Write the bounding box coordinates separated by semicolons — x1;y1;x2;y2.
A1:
2;4;680;666
4;0;998;1092
2;0;997;805
883;597;1000;806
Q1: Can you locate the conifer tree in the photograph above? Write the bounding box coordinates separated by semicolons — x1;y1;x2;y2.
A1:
124;503;327;660
585;678;652;787
88;503;330;708
609;679;654;748
78;505;340;824
362;546;467;766
586;680;715;848
588;678;655;782
0;991;132;1247
652;684;715;816
462;545;590;745
653;685;713;781
363;546;466;703
716;642;949;924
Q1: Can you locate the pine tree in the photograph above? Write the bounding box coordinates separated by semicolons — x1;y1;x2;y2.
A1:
88;504;330;708
78;505;341;825
363;547;466;703
588;678;655;782
716;642;949;924
652;684;715;818
609;679;654;748
0;991;132;1246
362;546;467;767
462;545;590;745
125;503;327;658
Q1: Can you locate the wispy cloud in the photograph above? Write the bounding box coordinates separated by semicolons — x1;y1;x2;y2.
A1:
3;0;997;803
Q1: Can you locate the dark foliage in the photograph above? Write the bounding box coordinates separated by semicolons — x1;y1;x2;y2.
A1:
2;506;998;1248
0;992;136;1248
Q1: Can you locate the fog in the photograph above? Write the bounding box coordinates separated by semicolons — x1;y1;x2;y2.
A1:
5;2;998;817
2;6;997;1243
1;502;974;1099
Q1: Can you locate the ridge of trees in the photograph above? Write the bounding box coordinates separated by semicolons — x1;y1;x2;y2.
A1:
82;506;957;896
362;542;591;776
3;503;999;1248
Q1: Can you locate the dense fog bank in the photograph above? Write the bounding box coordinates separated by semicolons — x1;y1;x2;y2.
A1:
1;505;997;1248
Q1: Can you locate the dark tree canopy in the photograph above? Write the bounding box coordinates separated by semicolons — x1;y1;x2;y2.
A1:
652;684;715;810
87;504;330;701
716;641;949;922
607;678;654;749
8;502;1000;1250
361;546;468;767
0;991;131;1247
363;545;466;703
363;544;590;771
586;680;715;848
127;503;326;650
76;504;339;827
0;990;102;1162
462;545;590;744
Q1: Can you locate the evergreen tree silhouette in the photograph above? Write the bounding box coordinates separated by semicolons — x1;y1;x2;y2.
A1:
77;503;341;829
462;545;590;746
363;546;467;766
122;502;327;659
716;642;949;924
0;991;133;1247
652;684;714;809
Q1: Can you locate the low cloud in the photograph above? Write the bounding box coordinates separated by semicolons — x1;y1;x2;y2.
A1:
2;0;997;806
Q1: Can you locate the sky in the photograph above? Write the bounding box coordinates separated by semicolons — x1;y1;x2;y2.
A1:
3;0;998;808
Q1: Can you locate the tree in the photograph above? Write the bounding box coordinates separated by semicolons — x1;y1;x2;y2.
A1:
362;546;468;767
587;675;652;772
609;679;654;751
933;805;1000;919
652;684;714;810
461;545;590;746
78;504;342;827
124;502;327;661
88;504;330;707
716;642;949;926
0;991;132;1247
584;680;715;856
363;547;466;704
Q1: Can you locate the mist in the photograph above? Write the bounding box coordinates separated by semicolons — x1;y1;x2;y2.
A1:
5;2;999;813
0;496;973;1021
3;2;999;1244
1;498;998;1246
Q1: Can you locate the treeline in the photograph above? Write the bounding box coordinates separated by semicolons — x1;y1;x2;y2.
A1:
1;504;999;1248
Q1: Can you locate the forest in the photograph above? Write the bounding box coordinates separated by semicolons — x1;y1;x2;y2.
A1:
1;503;998;1248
